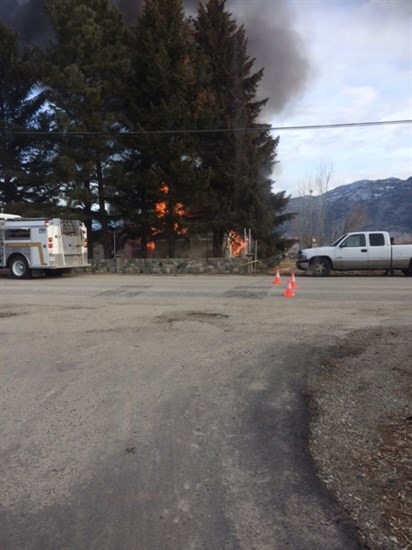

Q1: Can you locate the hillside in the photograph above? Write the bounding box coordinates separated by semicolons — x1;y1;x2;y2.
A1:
282;177;412;245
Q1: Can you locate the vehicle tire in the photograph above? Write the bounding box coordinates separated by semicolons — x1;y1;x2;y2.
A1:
310;257;332;276
43;269;64;277
401;260;412;276
9;256;31;279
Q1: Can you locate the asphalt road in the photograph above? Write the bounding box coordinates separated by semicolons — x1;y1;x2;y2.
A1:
1;273;411;550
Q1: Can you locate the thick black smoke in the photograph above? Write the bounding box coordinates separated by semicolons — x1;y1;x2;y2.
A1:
1;0;51;46
0;0;311;115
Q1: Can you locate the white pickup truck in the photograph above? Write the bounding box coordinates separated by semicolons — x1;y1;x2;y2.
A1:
296;231;412;276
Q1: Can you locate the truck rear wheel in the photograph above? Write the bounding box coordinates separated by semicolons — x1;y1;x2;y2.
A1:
9;256;31;279
310;258;332;277
401;260;412;276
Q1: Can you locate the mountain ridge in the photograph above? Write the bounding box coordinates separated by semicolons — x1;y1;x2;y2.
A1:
282;176;412;244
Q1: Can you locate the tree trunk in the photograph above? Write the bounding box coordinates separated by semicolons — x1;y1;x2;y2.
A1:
213;229;224;257
141;233;148;259
96;158;111;258
84;205;93;259
168;231;176;258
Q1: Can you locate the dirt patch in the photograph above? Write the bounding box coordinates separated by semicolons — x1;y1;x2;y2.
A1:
308;326;412;549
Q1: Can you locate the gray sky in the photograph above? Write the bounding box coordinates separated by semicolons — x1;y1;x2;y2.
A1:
271;0;411;195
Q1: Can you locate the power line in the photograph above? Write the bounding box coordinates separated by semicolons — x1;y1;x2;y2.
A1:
1;119;411;137
269;119;411;131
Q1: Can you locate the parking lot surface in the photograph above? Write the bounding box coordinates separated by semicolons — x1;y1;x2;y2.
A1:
1;273;411;549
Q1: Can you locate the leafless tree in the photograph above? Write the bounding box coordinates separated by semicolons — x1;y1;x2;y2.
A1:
314;161;333;245
342;203;369;233
292;179;313;248
293;161;334;247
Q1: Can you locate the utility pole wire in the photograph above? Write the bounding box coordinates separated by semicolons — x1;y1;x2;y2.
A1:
1;119;411;137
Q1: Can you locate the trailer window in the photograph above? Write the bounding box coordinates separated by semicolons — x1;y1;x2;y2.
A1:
369;233;385;246
5;228;30;240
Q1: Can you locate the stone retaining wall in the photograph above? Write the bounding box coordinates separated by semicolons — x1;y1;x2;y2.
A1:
84;257;254;274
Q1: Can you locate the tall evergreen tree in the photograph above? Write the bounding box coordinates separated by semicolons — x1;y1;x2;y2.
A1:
116;0;205;257
194;0;285;256
0;20;55;214
43;0;130;257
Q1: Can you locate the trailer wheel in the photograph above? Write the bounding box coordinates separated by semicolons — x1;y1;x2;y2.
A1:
9;255;31;279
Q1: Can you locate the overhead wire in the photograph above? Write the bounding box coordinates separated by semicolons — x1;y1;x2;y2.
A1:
1;119;411;137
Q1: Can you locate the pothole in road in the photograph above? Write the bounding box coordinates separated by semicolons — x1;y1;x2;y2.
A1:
155;311;229;324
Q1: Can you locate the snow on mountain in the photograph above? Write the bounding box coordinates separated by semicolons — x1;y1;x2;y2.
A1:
282;177;412;242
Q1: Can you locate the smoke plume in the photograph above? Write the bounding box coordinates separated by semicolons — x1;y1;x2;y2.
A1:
0;0;311;115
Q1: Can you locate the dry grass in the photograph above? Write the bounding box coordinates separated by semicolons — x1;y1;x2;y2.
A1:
359;411;412;548
277;259;298;274
309;327;412;550
255;258;298;275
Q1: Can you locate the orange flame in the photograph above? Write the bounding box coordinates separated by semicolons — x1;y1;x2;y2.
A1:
228;230;247;257
155;201;167;218
152;182;187;236
154;183;169;219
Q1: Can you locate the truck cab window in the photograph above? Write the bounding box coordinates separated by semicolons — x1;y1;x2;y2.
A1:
369;233;385;246
341;234;366;248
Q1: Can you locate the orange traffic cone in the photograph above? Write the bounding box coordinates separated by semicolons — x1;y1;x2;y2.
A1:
283;281;295;298
273;268;282;285
289;272;299;289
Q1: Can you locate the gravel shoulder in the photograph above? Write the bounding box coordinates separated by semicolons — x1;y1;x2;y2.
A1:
307;325;412;550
